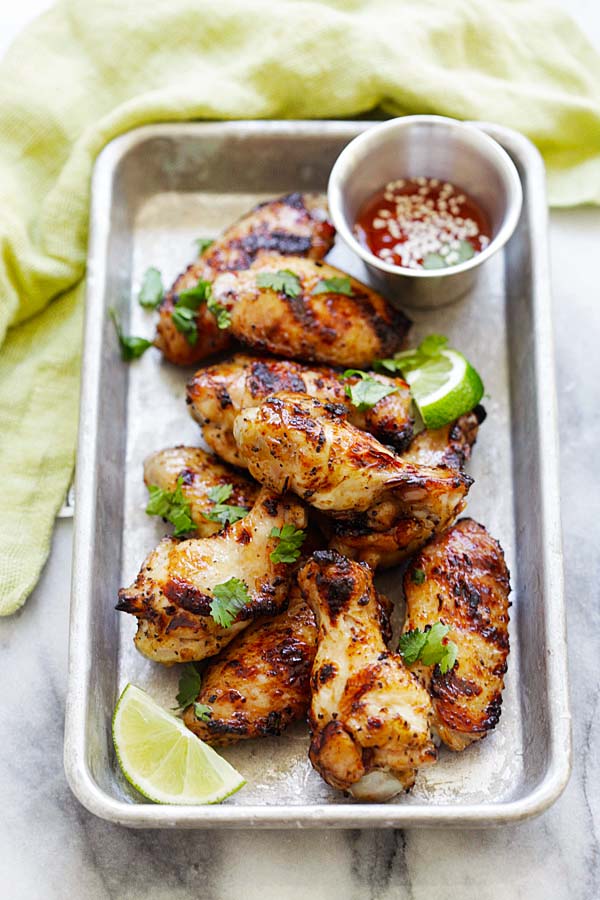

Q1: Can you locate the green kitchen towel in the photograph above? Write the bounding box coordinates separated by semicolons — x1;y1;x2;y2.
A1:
1;0;600;615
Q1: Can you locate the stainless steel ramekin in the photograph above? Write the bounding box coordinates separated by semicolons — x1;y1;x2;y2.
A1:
328;115;523;308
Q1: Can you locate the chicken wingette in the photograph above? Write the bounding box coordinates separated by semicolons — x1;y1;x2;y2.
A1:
210;255;410;367
116;488;307;664
298;551;437;800
155;193;335;366
327;406;485;569
144;446;260;537
186;354;414;467
233;393;470;565
183;586;316;745
403;519;511;751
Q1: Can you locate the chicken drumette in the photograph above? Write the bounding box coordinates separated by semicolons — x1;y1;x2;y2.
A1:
298;551;436;800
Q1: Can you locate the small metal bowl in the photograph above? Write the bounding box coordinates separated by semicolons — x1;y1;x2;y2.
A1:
328;115;523;308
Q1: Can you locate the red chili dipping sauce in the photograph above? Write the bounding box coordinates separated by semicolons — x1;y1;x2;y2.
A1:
355;177;492;270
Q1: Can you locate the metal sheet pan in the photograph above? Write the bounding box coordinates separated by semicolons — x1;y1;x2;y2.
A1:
64;121;571;828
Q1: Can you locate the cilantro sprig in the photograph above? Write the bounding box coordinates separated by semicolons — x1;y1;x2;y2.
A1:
171;278;212;345
270;525;306;564
375;334;450;376
138;267;164;309
109;308;153;361
398;622;458;674
193;702;213;722
145;475;196;537
342;369;398;412
312;275;353;296
210;577;252;628
256;269;302;298
203;484;249;527
175;663;202;709
411;568;426;585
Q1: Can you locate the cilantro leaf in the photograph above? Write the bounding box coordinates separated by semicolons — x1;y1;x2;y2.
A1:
398;622;458;674
342;369;398;412
311;276;353;296
138;267;164;309
210;577;252;628
207;296;232;329
397;629;428;665
256;269;302;298
194;237;214;254
193;702;213;722
177;278;211;310
145;475;196;537
171;304;198;345
270;524;306;564
176;663;202;709
203;483;249;527
411;568;426;585
374;334;449;376
109;308;153;361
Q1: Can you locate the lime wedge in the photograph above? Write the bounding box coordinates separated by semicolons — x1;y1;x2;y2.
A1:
402;348;484;429
112;684;245;805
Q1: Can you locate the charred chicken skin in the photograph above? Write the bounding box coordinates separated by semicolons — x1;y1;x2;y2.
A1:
183;586;317;745
210;255;410;368
403;406;486;469
155;193;335;366
116;488;307;664
143;445;260;537
403;518;511;751
186;354;414;467
298;551;436;800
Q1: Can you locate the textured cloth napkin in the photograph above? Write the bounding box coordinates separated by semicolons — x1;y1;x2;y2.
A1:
1;0;600;615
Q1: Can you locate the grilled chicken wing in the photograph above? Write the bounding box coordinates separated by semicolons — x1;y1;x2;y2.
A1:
299;551;436;800
186;354;414;466
155;193;335;366
234;394;470;563
403;519;511;751
116;488;307;664
210;255;410;367
183;586;316;745
403;406;486;469
143;446;260;537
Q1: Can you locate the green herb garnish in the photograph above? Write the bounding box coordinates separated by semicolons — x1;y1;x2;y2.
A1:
146;475;196;537
171;305;198;345
256;269;302;298
194;238;214;254
374;334;450;376
177;278;211;309
207;296;232;329
312;276;353;296
109;308;153;361
210;578;252;628
342;369;398;412
398;622;458;674
175;663;202;709
193;702;213;722
203;484;249;526
269;525;307;564
411;568;426;585
138;267;164;309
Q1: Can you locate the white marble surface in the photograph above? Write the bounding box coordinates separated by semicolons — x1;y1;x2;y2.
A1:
1;3;600;899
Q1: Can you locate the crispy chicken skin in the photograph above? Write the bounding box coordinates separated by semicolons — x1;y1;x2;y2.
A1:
403;519;511;751
403;406;486;469
155;193;335;366
183;586;317;745
234;394;470;554
116;488;307;664
211;255;411;368
298;551;436;800
186;354;414;467
143;446;260;537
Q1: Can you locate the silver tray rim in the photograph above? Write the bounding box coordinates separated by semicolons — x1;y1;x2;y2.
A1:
64;119;571;829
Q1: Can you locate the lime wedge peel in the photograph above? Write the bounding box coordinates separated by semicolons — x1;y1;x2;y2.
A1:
401;349;484;430
112;684;246;805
